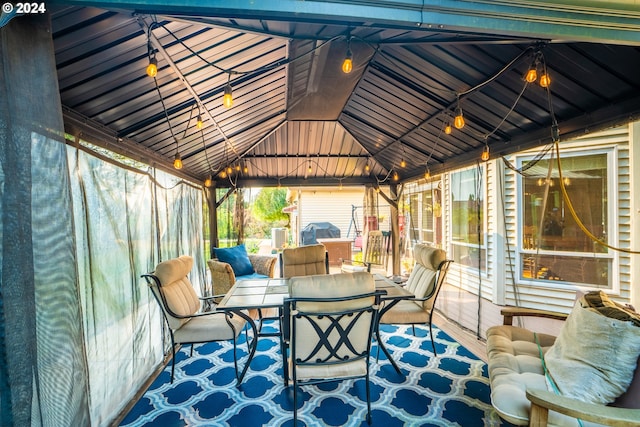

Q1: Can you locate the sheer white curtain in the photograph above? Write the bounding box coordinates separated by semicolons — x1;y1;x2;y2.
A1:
68;146;206;425
1;15;206;426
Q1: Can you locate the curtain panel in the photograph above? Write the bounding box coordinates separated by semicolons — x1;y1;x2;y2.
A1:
68;146;206;425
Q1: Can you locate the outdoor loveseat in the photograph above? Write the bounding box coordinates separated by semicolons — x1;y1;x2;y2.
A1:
207;244;277;296
486;291;640;426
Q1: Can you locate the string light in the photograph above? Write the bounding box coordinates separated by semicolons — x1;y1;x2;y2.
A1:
196;114;203;129
525;66;537;83
204;175;212;187
454;106;465;129
223;74;233;108
424;167;431;179
146;56;158;78
342;36;353;74
481;144;490;161
173;150;183;169
400;158;406;168
392;171;399;181
364;160;370;173
539;72;551;88
226;165;233;175
444;122;452;135
243;162;249;174
307;161;312;173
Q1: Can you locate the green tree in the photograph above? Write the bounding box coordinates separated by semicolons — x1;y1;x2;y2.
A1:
252;188;288;224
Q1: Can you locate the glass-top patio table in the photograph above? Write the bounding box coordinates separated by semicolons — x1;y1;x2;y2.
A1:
216;274;413;384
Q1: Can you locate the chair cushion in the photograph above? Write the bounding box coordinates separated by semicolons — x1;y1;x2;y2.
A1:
380;299;428;324
214;244;255;276
281;244;327;278
544;291;640;405
485;325;556;425
414;244;447;271
153;255;200;328
288;272;375;381
173;310;246;344
294;358;367;381
155;255;193;286
289;271;374;299
405;245;445;304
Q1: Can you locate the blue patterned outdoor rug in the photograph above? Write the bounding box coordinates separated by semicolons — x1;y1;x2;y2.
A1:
120;323;511;427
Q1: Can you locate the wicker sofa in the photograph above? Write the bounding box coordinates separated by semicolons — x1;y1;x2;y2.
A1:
207;245;276;296
486;292;640;427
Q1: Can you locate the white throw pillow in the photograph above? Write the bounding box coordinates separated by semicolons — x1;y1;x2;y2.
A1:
544;292;640;404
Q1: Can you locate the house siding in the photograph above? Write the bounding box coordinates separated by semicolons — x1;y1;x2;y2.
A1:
294;187;392;245
429;124;635;338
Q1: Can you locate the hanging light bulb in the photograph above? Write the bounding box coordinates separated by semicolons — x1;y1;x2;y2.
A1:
392;171;399;181
307;161;312;173
424;167;431;179
539;73;551;88
196;114;203;129
223;75;233;108
525;66;537;83
400;158;406;168
204;175;212;187
364;162;370;173
146;55;158;78
226;165;233;175
454;106;465;129
173;152;183;170
481;145;490;161
235;163;241;172
220;169;227;179
243;162;249;174
444;123;452;135
342;34;353;74
342;49;353;74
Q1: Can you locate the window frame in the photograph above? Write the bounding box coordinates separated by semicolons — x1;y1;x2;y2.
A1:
449;164;487;274
404;180;442;247
515;145;618;290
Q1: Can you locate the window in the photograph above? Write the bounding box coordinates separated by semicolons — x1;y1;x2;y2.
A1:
519;150;613;287
450;167;486;272
403;184;442;247
407;193;419;243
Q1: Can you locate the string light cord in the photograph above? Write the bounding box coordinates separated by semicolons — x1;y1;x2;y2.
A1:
482;77;529;141
152;73;179;146
501;143;554;175
375;167;396;186
423;120;445;172
238;156;361;186
200;128;214;177
458;46;536;97
554;140;640;255
154;20;341;77
181;104;196;140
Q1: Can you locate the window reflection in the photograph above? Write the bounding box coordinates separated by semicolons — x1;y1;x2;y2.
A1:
451;167;485;271
520;153;611;287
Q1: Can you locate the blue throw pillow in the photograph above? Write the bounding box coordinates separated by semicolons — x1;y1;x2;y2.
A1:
214;244;255;276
